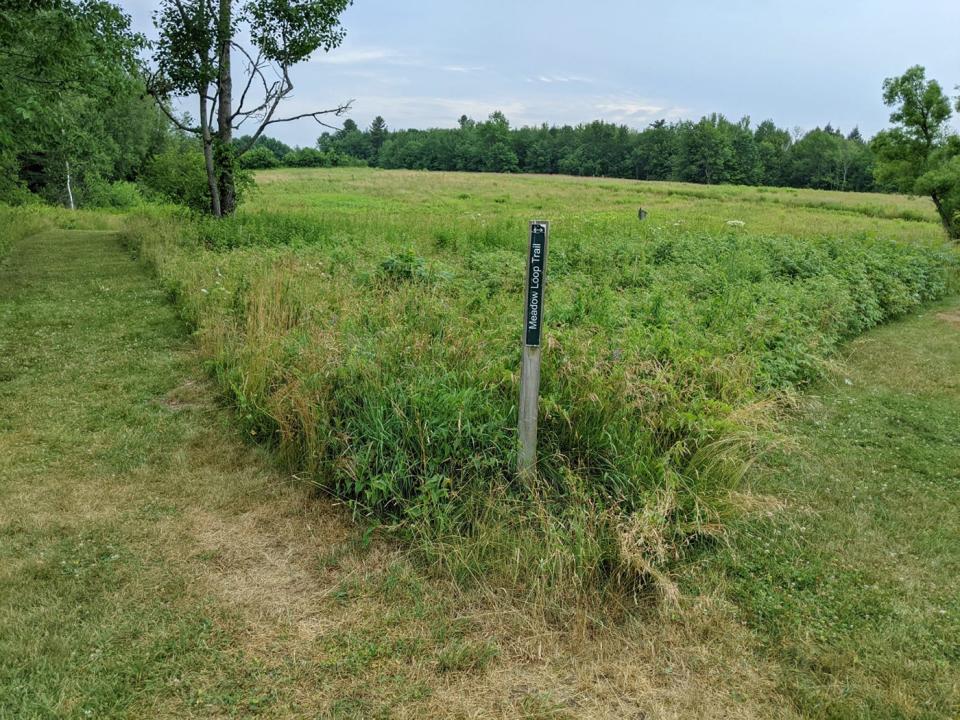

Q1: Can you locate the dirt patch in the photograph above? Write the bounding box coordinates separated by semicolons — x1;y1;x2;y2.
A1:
936;310;960;328
187;497;358;644
158;379;207;411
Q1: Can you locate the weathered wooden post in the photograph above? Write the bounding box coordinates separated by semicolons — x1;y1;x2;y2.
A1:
518;220;549;478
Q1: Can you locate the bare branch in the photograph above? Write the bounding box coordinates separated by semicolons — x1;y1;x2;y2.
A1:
234;65;293;155
231;43;270;122
262;104;354;127
153;99;201;135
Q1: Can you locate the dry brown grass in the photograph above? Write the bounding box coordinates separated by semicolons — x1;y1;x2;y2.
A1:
936;309;960;327
120;373;793;718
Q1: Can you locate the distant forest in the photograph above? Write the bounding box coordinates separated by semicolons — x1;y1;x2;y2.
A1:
276;112;880;192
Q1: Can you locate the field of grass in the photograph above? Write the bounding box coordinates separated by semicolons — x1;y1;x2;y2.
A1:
0;220;803;718
121;168;957;606
2;172;959;717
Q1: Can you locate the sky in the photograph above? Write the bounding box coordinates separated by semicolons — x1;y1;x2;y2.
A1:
118;0;960;148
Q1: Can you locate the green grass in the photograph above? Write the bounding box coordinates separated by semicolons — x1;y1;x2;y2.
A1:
1;183;959;716
0;228;259;717
121;168;957;607
0;223;564;718
696;301;960;717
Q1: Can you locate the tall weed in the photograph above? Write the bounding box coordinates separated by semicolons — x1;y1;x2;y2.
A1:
120;173;958;611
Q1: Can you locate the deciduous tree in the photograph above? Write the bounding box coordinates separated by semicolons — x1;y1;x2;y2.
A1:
148;0;353;216
872;66;960;238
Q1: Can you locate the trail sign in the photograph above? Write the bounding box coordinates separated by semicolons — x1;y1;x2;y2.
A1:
524;221;549;346
518;220;549;478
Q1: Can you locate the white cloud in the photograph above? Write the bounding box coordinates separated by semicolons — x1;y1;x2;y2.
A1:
347;95;528;127
442;65;486;74
594;99;689;124
311;46;419;66
340;94;688;132
532;74;593;84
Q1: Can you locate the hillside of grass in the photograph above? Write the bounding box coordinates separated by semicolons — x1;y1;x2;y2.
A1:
121;168;958;604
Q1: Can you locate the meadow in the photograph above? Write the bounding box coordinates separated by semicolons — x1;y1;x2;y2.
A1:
120;168;957;607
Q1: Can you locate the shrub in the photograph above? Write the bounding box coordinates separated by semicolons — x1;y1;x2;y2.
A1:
283;148;333;168
0;151;36;206
82;177;144;209
240;146;280;170
140;148;212;212
140;147;254;213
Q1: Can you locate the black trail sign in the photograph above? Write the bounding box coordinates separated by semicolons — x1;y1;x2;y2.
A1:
524;221;549;346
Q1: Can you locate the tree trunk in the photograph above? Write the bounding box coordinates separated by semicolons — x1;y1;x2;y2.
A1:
65;160;74;211
215;0;236;216
930;191;958;239
199;92;222;217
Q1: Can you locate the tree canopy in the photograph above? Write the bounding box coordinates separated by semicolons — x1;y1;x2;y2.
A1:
320;111;878;193
872;66;960;238
0;0;166;205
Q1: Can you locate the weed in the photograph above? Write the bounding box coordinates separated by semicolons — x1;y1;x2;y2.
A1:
119;168;960;610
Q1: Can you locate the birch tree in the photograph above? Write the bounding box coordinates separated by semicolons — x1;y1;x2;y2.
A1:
148;0;353;217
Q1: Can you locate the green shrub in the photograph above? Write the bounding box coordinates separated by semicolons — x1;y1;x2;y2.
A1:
240;146;280;170
140;147;254;213
140;148;212;212
0;151;36;206
283;148;333;168
82;177;144;209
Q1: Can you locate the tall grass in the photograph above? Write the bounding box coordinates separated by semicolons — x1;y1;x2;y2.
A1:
121;169;958;611
0;206;53;256
0;205;124;259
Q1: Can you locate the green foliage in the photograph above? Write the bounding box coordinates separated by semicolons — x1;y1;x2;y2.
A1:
282;147;365;168
121;168;958;600
872;66;960;239
234;134;292;161
239;146;280;170
283;148;335;167
0;0;166;205
81;177;145;209
140;148;213;213
783;126;874;191
245;0;350;64
368;112;876;191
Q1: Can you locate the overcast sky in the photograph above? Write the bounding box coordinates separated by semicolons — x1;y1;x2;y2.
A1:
119;0;960;148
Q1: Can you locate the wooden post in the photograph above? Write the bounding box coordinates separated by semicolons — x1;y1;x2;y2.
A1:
518;220;549;478
518;344;541;477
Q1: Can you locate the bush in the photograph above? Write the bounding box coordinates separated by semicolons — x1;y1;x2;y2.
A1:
140;148;212;212
82;177;144;209
140;147;254;213
0;151;37;206
240;146;280;170
282;148;333;168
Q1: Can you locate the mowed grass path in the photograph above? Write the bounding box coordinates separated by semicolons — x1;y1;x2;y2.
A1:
0;227;958;718
709;301;960;718
0;229;300;717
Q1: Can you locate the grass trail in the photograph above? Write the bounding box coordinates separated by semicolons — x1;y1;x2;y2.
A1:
0;227;957;718
698;298;960;717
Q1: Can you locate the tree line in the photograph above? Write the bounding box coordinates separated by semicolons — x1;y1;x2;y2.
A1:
320;113;878;192
2;2;957;236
